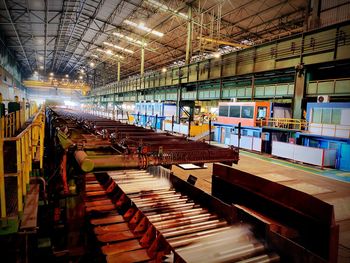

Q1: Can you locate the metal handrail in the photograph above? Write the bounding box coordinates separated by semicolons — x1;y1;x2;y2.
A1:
255;118;308;130
0;106;45;221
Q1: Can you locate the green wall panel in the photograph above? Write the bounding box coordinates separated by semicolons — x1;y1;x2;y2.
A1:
188;64;198;82
307;82;317;94
317;81;334;94
335;79;350;93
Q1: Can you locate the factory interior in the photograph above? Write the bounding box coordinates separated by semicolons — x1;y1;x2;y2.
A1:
0;0;350;262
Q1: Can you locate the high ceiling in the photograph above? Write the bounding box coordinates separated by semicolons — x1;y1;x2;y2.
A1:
0;0;308;85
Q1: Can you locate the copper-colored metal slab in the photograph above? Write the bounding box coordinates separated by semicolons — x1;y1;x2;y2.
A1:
86;204;115;213
90;215;124;225
85;199;112;207
85;190;106;197
94;222;130;235
86;184;104;192
97;230;142;243
101;239;142;256
106;248;150;263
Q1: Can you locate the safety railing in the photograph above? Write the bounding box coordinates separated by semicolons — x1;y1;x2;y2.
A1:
0;102;38;138
0;106;45;221
255;118;308;130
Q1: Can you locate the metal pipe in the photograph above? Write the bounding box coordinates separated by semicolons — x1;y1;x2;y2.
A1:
74;151;94;172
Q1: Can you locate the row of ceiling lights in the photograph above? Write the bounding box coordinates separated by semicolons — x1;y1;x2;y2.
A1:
83;0;173;71
47;1;219;81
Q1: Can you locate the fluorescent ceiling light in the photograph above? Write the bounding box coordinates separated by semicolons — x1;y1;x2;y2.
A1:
96;48;124;59
103;41;134;54
113;32;147;46
145;0;188;19
124;20;164;37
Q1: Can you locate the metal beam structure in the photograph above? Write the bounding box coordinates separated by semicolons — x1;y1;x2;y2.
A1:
0;0;312;80
2;0;32;72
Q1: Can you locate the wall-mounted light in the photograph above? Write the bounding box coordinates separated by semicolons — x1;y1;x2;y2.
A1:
90;62;95;67
39;65;44;69
124;20;164;37
49;72;54;76
162;67;167;72
34;71;38;74
65;74;69;78
79;76;83;80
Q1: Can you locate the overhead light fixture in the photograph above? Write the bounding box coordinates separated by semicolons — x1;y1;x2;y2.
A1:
162;67;167;72
38;56;44;61
124;20;164;37
65;74;69;78
90;62;95;67
112;32;147;46
145;0;188;19
96;48;124;59
80;69;85;74
91;54;98;58
49;72;54;76
79;76;83;80
39;65;44;69
213;52;221;58
34;71;38;74
103;41;134;54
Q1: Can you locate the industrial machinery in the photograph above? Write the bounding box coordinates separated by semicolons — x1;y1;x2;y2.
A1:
43;107;338;263
82;165;337;263
47;107;239;176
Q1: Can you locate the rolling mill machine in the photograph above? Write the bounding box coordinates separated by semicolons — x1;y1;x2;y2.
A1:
45;107;338;263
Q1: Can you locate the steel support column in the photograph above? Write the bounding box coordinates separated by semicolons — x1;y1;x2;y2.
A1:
176;85;182;123
292;67;305;119
141;42;145;77
117;61;121;82
185;5;193;65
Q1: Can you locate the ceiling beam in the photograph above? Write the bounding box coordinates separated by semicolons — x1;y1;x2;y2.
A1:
55;0;89;71
2;0;32;72
62;0;107;73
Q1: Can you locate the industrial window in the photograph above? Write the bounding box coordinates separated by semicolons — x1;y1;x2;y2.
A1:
321;108;332;124
241;106;254;119
331;109;341;124
257;107;267;119
229;106;240;117
312;108;341;124
312;108;322;123
219;106;229;116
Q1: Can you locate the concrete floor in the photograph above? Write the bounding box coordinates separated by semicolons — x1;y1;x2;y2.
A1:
171;149;350;263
